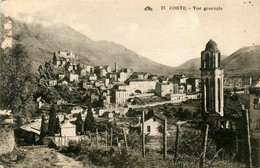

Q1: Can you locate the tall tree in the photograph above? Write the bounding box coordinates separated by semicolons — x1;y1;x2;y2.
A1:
75;113;84;135
48;103;59;135
0;44;37;125
84;105;95;133
40;113;49;139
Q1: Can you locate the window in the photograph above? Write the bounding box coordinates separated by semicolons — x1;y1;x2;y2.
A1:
147;126;151;132
254;98;260;109
153;118;156;122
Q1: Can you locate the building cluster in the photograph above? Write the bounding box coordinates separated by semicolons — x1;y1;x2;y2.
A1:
47;51;202;108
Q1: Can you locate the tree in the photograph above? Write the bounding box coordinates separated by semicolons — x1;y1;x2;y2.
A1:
40;113;49;139
75;113;84;135
0;44;37;125
84;105;95;133
48;103;60;135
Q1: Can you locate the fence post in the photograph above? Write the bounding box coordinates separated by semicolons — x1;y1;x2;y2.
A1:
245;109;252;168
105;130;108;151
200;124;209;168
163;118;167;159
111;127;113;147
123;128;128;152
96;128;99;147
64;135;66;146
174;125;180;163
142;110;145;158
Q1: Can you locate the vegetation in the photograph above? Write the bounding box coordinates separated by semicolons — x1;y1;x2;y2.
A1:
48;104;60;136
0;45;37;125
75;113;84;135
84;105;96;133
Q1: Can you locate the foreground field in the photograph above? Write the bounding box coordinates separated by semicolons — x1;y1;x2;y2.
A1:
0;146;83;168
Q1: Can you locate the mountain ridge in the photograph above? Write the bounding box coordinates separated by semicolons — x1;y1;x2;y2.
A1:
1;15;260;76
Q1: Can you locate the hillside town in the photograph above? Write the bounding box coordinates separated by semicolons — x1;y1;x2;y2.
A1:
1;23;260;167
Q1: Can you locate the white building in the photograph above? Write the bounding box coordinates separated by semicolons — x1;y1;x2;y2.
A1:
134;113;166;136
69;106;84;114
165;93;187;102
60;121;76;137
155;82;173;97
112;90;128;104
49;80;57;86
69;73;79;82
127;80;156;95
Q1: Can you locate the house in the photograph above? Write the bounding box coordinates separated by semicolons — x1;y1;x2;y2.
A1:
69;106;84;114
69;73;79;82
155;82;173;97
111;89;128;105
187;78;201;92
49;80;57;86
88;74;97;81
118;72;128;83
82;81;93;89
165;93;187;102
60;121;76;137
18;119;41;145
102;112;114;119
248;80;260;166
133;113;167;136
172;75;188;84
127;80;156;95
103;66;112;73
57;99;67;105
58;74;66;80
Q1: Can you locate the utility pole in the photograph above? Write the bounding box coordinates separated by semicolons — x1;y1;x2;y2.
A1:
174;125;180;163
142;110;145;158
245;109;252;168
96;128;98;147
110;127;113;147
163;118;167;159
105;130;108;151
200;124;209;168
123;128;128;152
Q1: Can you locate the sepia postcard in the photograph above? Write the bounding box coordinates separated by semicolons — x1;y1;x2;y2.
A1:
0;0;260;167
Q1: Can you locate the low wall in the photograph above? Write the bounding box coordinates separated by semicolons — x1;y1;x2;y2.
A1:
0;127;15;155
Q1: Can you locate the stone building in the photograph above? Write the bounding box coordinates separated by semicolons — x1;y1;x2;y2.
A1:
201;39;224;116
155;82;173;97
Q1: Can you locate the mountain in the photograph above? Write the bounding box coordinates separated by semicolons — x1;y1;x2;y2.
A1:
1;15;259;76
222;45;260;76
1;16;175;75
177;55;228;70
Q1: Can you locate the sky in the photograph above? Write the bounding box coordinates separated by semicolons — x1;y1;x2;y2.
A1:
1;0;260;67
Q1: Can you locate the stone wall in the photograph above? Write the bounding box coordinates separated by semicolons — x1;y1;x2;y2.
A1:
0;127;15;155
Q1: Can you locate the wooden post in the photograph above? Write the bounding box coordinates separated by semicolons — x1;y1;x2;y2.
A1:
163;118;167;159
235;134;238;154
105;130;108;151
110;127;113;147
245;109;252;168
117;137;121;154
174;125;180;163
123;128;128;151
142;110;145;158
96;128;98;147
200;124;209;168
116;137;119;147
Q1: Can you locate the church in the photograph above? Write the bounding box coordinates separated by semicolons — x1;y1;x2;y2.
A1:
201;39;224;117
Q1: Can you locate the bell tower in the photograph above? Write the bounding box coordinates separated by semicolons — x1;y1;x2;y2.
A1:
201;39;224;116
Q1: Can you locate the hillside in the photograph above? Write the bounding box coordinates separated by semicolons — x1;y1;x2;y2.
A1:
177;55;228;70
222;45;260;76
1;16;176;75
1;15;259;76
